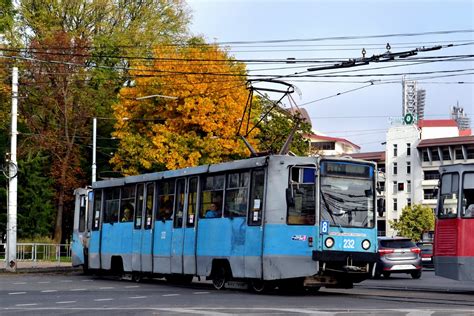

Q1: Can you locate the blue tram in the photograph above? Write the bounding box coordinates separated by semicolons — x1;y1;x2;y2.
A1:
72;155;378;291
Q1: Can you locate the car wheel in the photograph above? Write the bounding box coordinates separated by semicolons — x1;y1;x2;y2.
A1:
411;270;422;279
382;272;391;278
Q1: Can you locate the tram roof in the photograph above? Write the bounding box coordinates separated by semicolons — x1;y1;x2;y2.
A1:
91;154;375;189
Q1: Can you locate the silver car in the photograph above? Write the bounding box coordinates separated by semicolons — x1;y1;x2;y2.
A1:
375;237;422;279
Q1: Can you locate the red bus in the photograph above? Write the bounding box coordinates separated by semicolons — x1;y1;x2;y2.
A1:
434;163;474;281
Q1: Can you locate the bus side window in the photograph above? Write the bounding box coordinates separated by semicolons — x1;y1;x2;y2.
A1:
92;190;102;230
248;169;265;226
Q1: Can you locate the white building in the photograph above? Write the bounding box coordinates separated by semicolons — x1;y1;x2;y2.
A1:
306;134;360;156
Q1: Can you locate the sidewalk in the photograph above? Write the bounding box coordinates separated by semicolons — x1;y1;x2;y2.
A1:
0;260;80;273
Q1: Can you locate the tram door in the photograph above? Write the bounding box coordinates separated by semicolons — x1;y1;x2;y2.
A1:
132;184;145;271
244;170;265;278
171;178;187;274
132;183;154;272
183;177;198;274
153;180;175;274
72;188;90;267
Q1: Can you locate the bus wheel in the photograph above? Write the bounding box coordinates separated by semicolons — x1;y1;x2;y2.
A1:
382;272;391;278
212;265;227;290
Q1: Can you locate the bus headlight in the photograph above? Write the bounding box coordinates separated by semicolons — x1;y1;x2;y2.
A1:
362;239;371;250
325;237;335;248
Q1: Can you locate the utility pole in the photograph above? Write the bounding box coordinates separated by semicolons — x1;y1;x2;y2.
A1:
7;67;18;272
92;117;97;184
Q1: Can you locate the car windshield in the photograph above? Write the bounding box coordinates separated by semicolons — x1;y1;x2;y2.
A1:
320;175;375;228
379;239;416;248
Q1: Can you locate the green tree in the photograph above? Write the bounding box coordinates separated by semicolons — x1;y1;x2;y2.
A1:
17;152;55;239
254;96;311;156
4;0;191;242
390;204;435;241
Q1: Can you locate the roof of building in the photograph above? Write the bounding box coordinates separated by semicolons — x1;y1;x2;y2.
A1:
417;119;458;128
417;135;474;148
306;134;360;150
348;151;385;161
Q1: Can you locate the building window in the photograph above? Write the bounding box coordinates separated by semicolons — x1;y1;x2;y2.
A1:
466;145;474;159
311;141;335;151
407;143;411;156
424;170;439;180
393;162;397;175
423;188;436;200
422;149;430;162
407;180;411;193
432;148;440;161
455;147;464;160
442;147;451;161
398;182;404;192
393;198;398;211
393;144;398;157
407;161;411;174
393;181;397;194
407;198;412;207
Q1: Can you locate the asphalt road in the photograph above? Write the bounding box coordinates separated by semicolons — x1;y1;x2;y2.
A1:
0;270;473;315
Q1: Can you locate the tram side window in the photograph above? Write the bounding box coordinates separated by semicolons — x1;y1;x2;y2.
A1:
224;171;250;218
104;188;120;223
134;184;144;229
79;195;86;232
92;190;102;230
120;185;135;222
462;173;474;218
187;177;198;227
248;169;265;226
157;180;175;221
145;183;155;229
438;173;459;218
287;167;316;225
87;191;94;231
200;175;224;218
174;179;186;228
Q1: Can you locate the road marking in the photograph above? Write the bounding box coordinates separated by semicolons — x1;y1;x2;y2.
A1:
13;282;26;285
56;301;76;304
41;290;58;293
8;292;26;295
94;298;114;301
162;294;180;297
70;288;87;291
38;281;50;284
60;280;73;283
193;292;210;295
82;280;94;282
99;287;114;290
129;296;147;299
15;303;38;307
124;285;139;288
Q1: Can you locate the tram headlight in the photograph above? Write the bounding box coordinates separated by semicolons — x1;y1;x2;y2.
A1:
325;237;335;248
362;239;371;250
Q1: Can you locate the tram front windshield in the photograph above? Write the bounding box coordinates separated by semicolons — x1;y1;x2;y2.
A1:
320;161;375;228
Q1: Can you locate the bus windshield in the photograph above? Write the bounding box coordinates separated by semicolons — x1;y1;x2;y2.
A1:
320;161;375;228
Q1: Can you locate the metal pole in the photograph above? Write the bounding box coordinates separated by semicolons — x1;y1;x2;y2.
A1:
7;67;18;272
92;117;97;183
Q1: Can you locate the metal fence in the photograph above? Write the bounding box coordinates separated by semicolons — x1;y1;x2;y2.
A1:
0;243;71;263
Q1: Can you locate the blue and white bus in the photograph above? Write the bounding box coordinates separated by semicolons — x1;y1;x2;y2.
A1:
72;155;378;291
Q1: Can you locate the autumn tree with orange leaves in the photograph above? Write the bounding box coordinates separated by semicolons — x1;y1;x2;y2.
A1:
111;41;259;174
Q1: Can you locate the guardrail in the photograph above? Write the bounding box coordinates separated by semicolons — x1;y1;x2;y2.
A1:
0;243;71;265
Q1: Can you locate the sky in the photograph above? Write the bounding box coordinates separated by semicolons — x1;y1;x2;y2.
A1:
186;0;474;152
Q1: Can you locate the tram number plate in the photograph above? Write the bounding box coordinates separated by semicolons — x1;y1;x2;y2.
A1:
343;239;355;249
